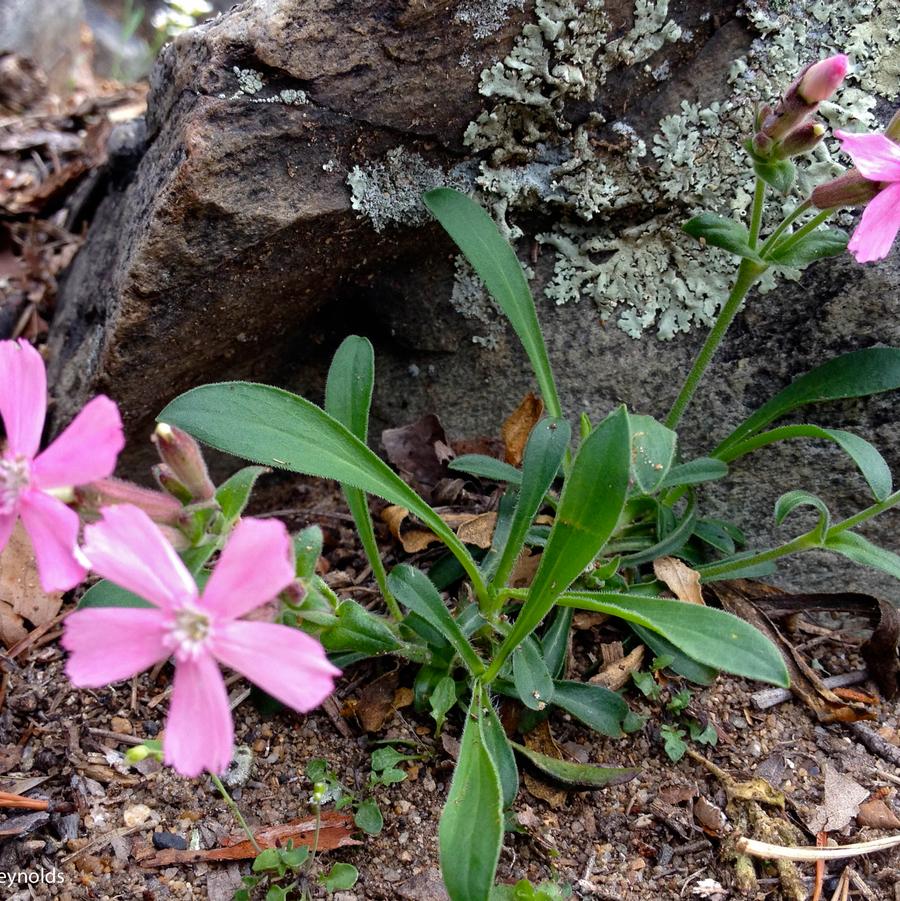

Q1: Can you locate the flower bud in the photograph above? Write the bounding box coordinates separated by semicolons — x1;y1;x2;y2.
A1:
152;463;193;504
75;477;183;524
885;110;900;143
152;423;215;501
811;169;882;210
797;54;849;103
775;122;826;158
125;746;150;764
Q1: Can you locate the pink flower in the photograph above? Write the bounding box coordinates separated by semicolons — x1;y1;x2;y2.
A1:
835;129;900;263
797;54;850;103
0;340;123;592
62;505;340;777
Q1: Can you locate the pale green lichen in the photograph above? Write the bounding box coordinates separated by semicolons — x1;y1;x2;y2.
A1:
223;66;309;105
455;0;525;40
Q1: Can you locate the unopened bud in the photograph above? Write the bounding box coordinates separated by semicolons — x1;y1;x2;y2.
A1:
885;110;900;143
775;122;826;158
282;580;308;606
124;745;150;764
152;423;215;501
311;782;327;805
797;54;849;104
153;463;193;504
811;169;882;210
75;477;183;524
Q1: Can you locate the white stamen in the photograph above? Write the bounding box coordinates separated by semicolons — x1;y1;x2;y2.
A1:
0;456;30;514
164;605;213;661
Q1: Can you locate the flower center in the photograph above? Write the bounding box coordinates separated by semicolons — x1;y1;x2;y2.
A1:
0;456;30;515
165;605;213;661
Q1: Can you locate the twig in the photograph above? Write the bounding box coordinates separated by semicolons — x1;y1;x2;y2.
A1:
87;728;145;747
750;670;869;710
848;721;900;768
847;867;879;901
736;833;900;861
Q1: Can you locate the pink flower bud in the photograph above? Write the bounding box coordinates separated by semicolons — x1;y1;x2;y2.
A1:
775;122;826;158
811;170;881;210
152;463;193;504
75;477;183;524
152;423;215;501
797;54;849;104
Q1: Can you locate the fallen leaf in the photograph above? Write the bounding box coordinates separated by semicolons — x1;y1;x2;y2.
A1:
136;811;360;866
808;765;869;833
381;505;439;554
502;393;544;466
653;556;705;605
573;611;607;630
522;720;567;808
658;783;698;805
590;645;645;691
357;670;399;732
509;549;541;588
692;796;728;836
856;798;900;830
455;512;496;549
0;523;63;647
382;414;450;496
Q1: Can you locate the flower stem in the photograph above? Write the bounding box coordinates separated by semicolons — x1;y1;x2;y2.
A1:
696;531;819;580
665;257;764;430
211;773;261;854
748;177;766;247
828;488;900;536
758;199;811;257
764;209;831;260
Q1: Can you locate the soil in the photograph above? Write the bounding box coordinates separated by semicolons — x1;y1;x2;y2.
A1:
2;474;899;901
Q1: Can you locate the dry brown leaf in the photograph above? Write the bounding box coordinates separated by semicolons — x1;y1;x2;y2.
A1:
137;811;360;866
455;512;496;549
653;556;704;605
502;393;544;466
357;670;399;732
693;796;728;836
808;765;869;833
856;798;900;830
380;505;439;554
0;523;63;647
382;414;450;494
522;720;567;808
509;549;541;588
573;611;607;630
590;645;645;691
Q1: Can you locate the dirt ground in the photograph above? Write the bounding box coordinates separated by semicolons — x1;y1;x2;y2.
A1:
1;475;899;901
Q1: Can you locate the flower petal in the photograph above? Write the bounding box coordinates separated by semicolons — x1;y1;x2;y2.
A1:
848;181;900;263
32;396;124;489
0;339;46;458
212;621;339;713
18;490;86;592
62;607;169;686
201;518;295;620
82;505;197;610
164;654;233;777
835;131;900;182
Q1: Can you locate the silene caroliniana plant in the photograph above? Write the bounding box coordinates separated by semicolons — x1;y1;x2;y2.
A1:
1;52;898;901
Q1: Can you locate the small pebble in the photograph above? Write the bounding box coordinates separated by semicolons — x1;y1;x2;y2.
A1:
123;804;153;827
152;831;189;851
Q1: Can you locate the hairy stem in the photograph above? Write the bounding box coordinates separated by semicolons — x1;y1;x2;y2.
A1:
211;773;261;854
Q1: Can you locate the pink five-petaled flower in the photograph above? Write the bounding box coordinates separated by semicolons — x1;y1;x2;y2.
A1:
835;129;900;263
0;339;124;592
62;505;340;778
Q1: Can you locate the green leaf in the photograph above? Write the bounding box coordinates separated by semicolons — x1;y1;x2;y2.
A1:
354;797;384;835
510;740;638;789
78;579;154;609
293;525;324;580
388;565;484;675
629;414;677;494
767;227;848;269
660;724;688;762
825;531;900;580
550;680;628;737
424;188;561;418
252;848;284;875
321;862;359;892
265;886;288;901
753;157;796;194
620;493;697;567
449;454;523;486
320;600;402;657
715;348;900;457
491;407;631;673
774;490;830;541
659;457;728;488
682;213;760;261
430;676;458;734
630;624;718;686
721;424;892;501
692;520;736;555
439;689;504;901
697;553;778;581
481;689;519;809
560;592;789;686
512;636;555;711
159;382;488;602
493;418;570;587
279;843;309;869
216;465;267;526
540;607;573;679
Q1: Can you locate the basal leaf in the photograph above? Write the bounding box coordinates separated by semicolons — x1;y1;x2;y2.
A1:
658;457;728;488
629;414;677;494
825;531;900;581
550;679;628;737
78;579;154;609
510;740;638;789
512;636;555;711
449;454;523;486
481;689;519;809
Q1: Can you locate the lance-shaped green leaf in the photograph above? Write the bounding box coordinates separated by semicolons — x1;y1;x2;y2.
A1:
216;465;267;526
541;606;573;679
78;580;154;609
480;689;519;809
486;407;631;677
320;600;402;657
629;414;677;494
510;741;639;789
720;424;892;501
439;690;504;901
159;382;489;605
620;493;697;567
424;188;561;418
825;531;900;581
659;457;728;488
449;454;523;486
325;336;397;615
682;213;761;262
388;565;484;675
493;417;570;587
559;591;789;686
774;490;830;542
550;680;628;737
512;636;555;711
715;348;900;457
630;624;718;685
767;227;848;269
